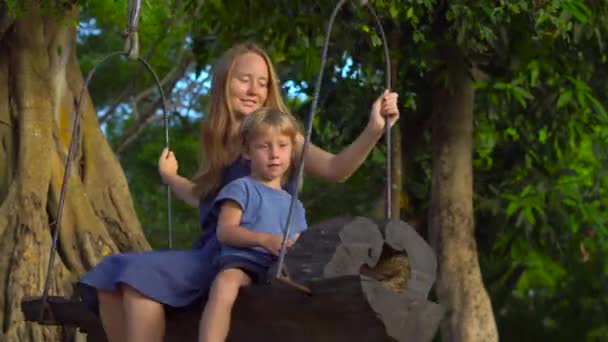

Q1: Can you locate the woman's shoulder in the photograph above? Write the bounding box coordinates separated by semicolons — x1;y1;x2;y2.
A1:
223;157;250;178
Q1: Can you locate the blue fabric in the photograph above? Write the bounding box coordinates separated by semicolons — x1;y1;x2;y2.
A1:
78;158;298;309
213;176;307;263
216;251;275;284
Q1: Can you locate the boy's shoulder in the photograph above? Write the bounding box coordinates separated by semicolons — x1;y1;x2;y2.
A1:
223;176;298;201
222;176;253;190
215;177;251;201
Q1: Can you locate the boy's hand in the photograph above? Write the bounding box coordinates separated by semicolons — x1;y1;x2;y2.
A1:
260;233;294;256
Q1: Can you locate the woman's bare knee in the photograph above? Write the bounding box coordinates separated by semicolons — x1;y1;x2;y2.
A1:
97;290;126;342
120;284;163;312
121;284;144;298
98;289;123;301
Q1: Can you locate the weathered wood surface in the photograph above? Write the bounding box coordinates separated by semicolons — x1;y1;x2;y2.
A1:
21;295;107;342
165;276;396;342
22;216;444;342
288;217;444;342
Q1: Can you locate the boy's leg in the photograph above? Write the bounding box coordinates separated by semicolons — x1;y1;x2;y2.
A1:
97;289;126;342
199;268;252;342
122;284;166;342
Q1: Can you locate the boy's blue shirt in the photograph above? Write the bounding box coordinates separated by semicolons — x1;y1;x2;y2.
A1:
212;176;307;264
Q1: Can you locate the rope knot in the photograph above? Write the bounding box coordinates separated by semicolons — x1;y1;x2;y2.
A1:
122;30;139;60
123;0;141;59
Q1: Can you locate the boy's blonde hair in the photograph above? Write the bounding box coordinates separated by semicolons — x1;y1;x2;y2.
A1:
240;107;303;186
192;43;290;200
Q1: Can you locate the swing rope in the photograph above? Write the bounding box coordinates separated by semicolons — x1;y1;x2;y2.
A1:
275;0;393;278
368;4;393;221
123;0;141;59
38;0;174;320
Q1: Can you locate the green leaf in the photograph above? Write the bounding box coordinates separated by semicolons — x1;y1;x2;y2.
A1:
389;3;399;19
557;90;573;109
406;7;414;20
370;33;382;47
523;206;536;225
538;128;548;144
530;65;539;87
563;0;592;24
506;202;519;217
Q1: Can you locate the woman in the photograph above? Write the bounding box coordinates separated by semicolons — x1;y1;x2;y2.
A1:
79;42;399;342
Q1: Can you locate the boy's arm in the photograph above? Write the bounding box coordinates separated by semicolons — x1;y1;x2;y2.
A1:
217;200;288;256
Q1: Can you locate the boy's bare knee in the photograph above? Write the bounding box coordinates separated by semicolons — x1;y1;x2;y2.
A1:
209;269;251;304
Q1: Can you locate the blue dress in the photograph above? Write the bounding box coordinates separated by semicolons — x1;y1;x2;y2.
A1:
79;158;296;309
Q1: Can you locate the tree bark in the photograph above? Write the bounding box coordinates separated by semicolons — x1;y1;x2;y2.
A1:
390;108;403;219
428;64;499;341
389;31;402;220
0;4;150;341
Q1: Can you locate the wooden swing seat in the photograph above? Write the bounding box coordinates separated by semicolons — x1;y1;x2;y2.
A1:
21;217;444;342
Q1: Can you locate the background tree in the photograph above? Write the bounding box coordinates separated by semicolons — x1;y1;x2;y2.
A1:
0;1;153;340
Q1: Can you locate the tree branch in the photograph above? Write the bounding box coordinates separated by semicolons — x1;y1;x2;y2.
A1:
133;49;192;104
99;0;193;124
115;112;163;154
112;52;194;153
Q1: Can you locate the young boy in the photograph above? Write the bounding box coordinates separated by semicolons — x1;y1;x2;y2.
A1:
198;107;307;342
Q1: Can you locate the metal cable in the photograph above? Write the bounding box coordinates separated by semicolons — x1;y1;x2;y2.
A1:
39;53;173;320
366;3;393;221
275;0;392;278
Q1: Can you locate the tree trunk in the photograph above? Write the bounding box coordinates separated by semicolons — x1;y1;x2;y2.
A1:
371;30;403;222
390;110;403;219
428;65;498;341
389;31;402;220
0;4;150;341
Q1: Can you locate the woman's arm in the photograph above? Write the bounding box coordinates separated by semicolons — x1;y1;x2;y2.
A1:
163;174;199;207
217;201;293;256
303;90;399;182
158;148;199;207
304;129;382;182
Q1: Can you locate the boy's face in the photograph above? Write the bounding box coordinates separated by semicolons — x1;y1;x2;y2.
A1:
229;52;269;116
245;128;292;184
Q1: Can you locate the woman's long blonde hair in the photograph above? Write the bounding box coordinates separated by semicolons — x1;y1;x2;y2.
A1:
240;107;303;185
192;43;291;200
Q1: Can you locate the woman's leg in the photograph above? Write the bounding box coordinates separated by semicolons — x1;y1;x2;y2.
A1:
122;284;166;342
98;289;126;342
199;269;252;342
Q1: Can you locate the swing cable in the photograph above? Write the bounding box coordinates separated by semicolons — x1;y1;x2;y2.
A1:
37;0;174;321
275;0;393;279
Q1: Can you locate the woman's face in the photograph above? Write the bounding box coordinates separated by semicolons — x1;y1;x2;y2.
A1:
229;52;269;116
